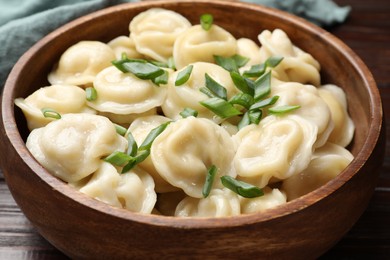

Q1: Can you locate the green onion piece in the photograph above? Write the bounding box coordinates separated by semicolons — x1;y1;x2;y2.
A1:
180;107;198;118
248;110;262;125
253;71;271;101
175;65;193;86
200;97;242;119
112;58;164;80
233;54;250;68
121;150;150;173
265;55;284;68
85;87;97;101
200;87;218;98
243;63;266;78
228;93;254;110
249;95;279;110
152;70;169;86
205;73;227;100
221;176;264;198
200;13;213;31
238;111;251;130
114;123;127;136
167;57;176;70
214;55;238;72
104;151;133;167
139;121;171;151
121;158;137;173
126;132;138;157
202;165;217;198
230;71;254;96
149;60;169;68
268;105;301;115
41;108;61;119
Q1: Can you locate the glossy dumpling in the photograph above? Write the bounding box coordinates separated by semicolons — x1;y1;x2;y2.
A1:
87;66;167;114
151;117;236;198
282;142;354;200
173;24;237;69
162;62;239;120
48;41;115;86
175;189;241;217
258;29;321;86
236;38;262;66
318;84;355;147
107;35;144;60
127;115;178;193
129;8;191;62
233;115;317;188
26;113;127;183
14;85;95;131
240;187;287;214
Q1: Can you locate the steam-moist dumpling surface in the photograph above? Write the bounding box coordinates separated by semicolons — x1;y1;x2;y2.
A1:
162;62;239;120
87;66;167;114
258;29;321;86
236;38;262;66
240;187;287;214
175;189;241;217
48;41;115;86
107;35;144;60
129;8;191;62
173;24;237;69
26;114;127;183
318;84;355;147
282;142;354;200
233;115;317;188
14;84;96;131
151;117;236;198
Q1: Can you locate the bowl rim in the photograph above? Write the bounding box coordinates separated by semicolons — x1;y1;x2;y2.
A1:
1;0;384;228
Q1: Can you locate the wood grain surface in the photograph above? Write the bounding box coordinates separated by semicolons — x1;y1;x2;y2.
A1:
0;0;389;258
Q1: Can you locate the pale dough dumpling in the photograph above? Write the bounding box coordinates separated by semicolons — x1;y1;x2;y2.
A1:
240;187;287;214
127;115;177;193
173;24;237;69
318;84;355;147
14;85;96;131
48;41;115;86
151;117;236;198
129;8;191;62
233;115;317;188
162;62;239;120
282;142;354;200
236;38;262;66
26;113;127;183
107;35;144;60
175;189;241;217
258;29;321;86
87;66;167;114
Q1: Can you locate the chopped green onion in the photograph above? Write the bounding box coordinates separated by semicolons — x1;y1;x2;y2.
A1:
175;65;193;86
230;71;254;96
167;57;176;70
204;73;227;100
248;110;262;125
200;87;218;98
202;165;217;198
265;55;284;68
149;60;169;68
112;58;165;80
249;95;279;110
41;108;61;119
152;70;169;86
126;132;138;157
253;71;271;101
139;121;171;151
121;150;150;173
228;93;254;110
180;107;198;118
214;55;238;72
238;111;251;130
85;87;97;101
233;54;250;68
114;123;127;136
200;97;242;119
104;151;133;166
200;13;213;31
243;63;266;78
221;176;264;198
268;105;301;115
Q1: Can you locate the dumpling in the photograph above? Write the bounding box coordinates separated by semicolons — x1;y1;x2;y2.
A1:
151;117;236;198
79;162;157;214
233;115;317;188
173;24;237;69
175;189;241;217
240;187;287;214
318;84;355;147
236;38;262;66
258;29;321;86
271;81;334;148
26;113;127;183
129;8;191;62
48;41;115;86
162;62;239;121
127;115;177;193
282;142;354;200
14;84;96;131
87;66;167;114
98;108;157;128
107;35;144;60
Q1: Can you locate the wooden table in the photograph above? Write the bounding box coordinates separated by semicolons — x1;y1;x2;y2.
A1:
0;0;389;258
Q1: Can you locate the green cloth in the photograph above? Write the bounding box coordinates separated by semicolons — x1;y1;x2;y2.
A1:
0;0;350;89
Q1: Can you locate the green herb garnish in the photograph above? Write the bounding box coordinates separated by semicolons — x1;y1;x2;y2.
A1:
175;65;193;86
221;176;264;198
202;165;217;198
200;13;213;31
85;87;97;101
200;97;242;119
112;57;165;81
139;121;171;151
268;105;301;115
41;108;61;119
180;107;198;118
204;73;227;100
114;123;127;136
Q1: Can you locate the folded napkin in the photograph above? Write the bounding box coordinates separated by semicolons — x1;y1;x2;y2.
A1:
0;0;351;90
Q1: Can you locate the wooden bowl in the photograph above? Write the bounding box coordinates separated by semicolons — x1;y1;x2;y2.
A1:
0;0;385;258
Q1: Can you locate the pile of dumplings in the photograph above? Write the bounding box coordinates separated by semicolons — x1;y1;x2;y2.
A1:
15;8;355;217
